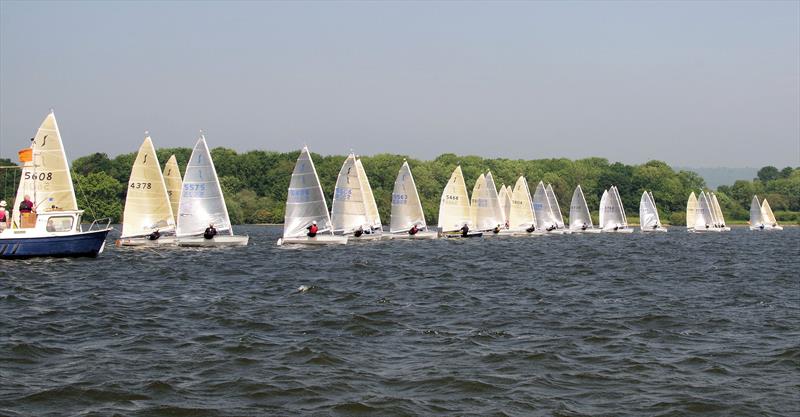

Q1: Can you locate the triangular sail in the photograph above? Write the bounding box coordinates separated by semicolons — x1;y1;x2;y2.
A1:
750;195;763;226
356;158;381;230
532;181;556;230
176;135;232;237
499;185;512;225
438;166;471;231
611;186;628;227
711;193;726;226
569;185;593;230
283;147;333;238
508;176;535;229
482;172;504;229
599;190;609;229
121;136;175;238
545;184;565;228
686;192;698;228
648;192;661;225
163;155;182;223
13;111;78;227
390;161;426;233
695;191;713;229
639;190;659;230
331;154;369;233
761;198;778;226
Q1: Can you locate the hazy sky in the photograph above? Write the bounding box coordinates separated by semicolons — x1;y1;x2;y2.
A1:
1;1;798;167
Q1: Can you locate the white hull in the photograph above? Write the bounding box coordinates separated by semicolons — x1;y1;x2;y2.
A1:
640;227;668;233
749;226;783;231
569;228;602;234
385;231;438;240
442;232;484;238
177;235;249;247
277;235;348;246
688;227;723;233
116;236;177;246
602;228;634;233
505;229;545;236
342;233;383;241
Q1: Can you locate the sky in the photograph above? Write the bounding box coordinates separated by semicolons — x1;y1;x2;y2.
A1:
1;0;798;168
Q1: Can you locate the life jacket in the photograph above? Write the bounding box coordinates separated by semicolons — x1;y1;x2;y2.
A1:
309;225;318;234
19;200;34;213
0;210;6;222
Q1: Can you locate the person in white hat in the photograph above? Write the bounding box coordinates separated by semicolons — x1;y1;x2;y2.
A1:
0;200;8;231
306;220;319;237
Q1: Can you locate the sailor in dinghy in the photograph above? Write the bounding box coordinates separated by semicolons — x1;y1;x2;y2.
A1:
387;160;437;239
330;153;382;240
0;111;112;258
175;134;249;247
568;185;601;233
438;166;482;238
639;190;667;232
277;147;347;245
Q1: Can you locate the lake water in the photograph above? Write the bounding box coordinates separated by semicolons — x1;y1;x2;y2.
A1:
1;226;798;416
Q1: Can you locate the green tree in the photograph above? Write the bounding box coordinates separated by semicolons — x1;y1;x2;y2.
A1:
73;172;124;222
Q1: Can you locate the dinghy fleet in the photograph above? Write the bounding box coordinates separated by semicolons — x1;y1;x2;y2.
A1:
0;112;787;257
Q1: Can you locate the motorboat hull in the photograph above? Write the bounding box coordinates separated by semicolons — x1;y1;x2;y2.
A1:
0;229;111;258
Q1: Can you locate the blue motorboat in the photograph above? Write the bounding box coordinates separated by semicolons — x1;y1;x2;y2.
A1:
0;210;111;258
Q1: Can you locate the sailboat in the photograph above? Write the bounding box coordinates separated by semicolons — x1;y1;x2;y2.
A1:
471;172;504;234
277;147;347;245
545;184;570;233
689;191;722;233
175;135;248;246
387;161;437;239
330;153;381;240
532;181;559;233
506;176;540;235
569;185;600;233
438;166;481;238
599;186;633;233
709;193;731;231
498;184;512;227
749;195;782;231
356;157;383;235
0;111;111;258
686;192;698;230
639;190;667;232
117;135;177;246
163;154;182;224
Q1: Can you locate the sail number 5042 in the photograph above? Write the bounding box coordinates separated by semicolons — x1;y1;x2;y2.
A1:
23;172;53;181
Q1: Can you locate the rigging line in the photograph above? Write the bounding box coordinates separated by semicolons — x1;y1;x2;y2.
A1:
71;170;98;221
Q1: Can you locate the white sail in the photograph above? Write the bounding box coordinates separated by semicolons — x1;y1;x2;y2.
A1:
121;136;175;238
482;172;505;229
163;155;182;223
761;198;778;226
639;190;659;230
599;190;609;229
470;173;488;229
695;191;713;230
390;161;426;233
545;184;565;228
356;158;382;230
331;154;369;233
750;195;763;226
686;192;698;228
532;181;556;230
600;187;625;230
508;176;535;229
438;166;471;232
611;186;628;227
498;185;512;225
12;111;78;227
710;193;726;226
283;147;334;238
176;135;232;237
569;185;593;230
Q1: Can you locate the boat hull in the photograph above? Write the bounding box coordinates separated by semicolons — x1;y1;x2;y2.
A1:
570;228;603;234
343;233;383;241
442;232;483;238
602;228;634;233
385;231;438;240
177;235;249;247
0;229;111;258
116;236;177;246
750;226;783;231
641;227;668;233
277;235;348;245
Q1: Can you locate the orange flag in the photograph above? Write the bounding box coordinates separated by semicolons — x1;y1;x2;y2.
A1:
18;148;33;163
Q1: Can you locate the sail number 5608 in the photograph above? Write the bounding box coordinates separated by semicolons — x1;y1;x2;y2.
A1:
23;172;53;181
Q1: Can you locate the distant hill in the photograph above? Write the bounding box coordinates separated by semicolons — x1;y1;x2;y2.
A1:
675;167;758;189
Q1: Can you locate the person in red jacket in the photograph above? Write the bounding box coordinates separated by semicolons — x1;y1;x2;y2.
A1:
307;221;319;237
18;195;34;213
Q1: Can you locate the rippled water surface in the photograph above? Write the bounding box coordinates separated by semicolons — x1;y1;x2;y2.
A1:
1;226;799;416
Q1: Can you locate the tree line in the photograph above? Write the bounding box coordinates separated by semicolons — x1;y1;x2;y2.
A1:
1;152;797;225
